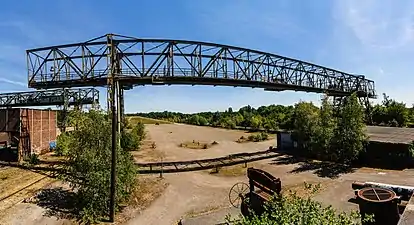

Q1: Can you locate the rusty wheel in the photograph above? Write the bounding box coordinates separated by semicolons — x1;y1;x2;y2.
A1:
229;182;249;208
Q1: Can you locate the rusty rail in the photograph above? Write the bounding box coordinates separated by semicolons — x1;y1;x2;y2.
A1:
136;149;280;174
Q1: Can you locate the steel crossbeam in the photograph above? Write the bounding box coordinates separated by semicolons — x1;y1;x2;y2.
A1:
0;88;99;107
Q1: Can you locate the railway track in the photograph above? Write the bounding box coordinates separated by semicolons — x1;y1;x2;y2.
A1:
137;149;281;174
0;163;61;212
0;175;48;203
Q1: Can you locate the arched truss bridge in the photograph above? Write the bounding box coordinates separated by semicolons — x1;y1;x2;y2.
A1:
27;34;376;98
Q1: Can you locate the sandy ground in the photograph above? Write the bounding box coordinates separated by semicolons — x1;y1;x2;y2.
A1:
3;123;414;225
127;124;414;225
132;124;275;162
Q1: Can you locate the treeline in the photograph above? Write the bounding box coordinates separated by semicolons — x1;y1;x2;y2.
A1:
133;105;294;131
131;93;414;130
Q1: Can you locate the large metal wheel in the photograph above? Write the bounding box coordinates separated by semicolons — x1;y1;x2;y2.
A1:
229;182;249;208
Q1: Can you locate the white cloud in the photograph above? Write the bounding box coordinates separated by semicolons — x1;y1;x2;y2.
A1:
334;0;414;50
0;77;26;87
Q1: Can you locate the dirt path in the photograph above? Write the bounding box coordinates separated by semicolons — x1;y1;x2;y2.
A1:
125;171;246;225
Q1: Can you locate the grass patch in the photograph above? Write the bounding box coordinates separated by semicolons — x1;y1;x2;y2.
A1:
116;176;169;223
127;116;171;125
179;140;219;149
127;176;168;208
236;132;269;143
208;164;247;177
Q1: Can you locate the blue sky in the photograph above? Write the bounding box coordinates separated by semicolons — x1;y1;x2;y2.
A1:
0;0;413;113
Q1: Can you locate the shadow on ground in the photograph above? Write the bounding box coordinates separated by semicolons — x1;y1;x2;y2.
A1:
35;187;79;220
270;155;357;179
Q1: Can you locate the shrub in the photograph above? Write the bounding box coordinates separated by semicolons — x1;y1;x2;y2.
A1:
132;121;146;141
55;132;72;156
259;132;269;140
27;153;40;165
151;142;157;149
121;131;140;151
226;183;373;225
247;133;269;142
247;135;255;142
121;121;146;151
202;144;208;149
60;110;136;223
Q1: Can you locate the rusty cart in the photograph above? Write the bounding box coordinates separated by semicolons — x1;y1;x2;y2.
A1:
229;167;281;216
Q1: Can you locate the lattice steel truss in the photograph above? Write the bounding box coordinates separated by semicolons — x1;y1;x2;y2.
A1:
0;88;99;107
26;34;376;98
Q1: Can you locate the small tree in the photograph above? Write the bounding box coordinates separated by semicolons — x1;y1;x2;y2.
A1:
313;96;336;159
333;93;366;163
60;110;136;223
292;101;319;154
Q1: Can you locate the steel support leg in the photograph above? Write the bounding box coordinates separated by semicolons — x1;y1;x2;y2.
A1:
109;81;117;222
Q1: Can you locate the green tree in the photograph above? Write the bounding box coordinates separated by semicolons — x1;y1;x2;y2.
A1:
60;110;136;223
234;113;244;126
332;93;366;163
313;96;336;159
386;101;408;127
250;115;263;130
198;115;208;126
292;102;319;153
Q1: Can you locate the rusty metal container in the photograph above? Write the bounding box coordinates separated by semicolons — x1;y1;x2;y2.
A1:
357;187;400;225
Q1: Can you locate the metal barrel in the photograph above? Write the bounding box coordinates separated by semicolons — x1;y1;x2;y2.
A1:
352;181;414;201
357;187;400;225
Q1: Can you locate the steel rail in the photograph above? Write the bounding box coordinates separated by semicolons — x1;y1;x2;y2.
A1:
136;149;280;174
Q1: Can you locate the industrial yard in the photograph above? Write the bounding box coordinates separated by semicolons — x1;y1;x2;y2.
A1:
0;122;413;224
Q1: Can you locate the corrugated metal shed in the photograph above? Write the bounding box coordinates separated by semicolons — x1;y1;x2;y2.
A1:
366;126;414;144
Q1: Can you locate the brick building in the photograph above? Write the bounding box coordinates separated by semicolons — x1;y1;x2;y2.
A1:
0;108;58;161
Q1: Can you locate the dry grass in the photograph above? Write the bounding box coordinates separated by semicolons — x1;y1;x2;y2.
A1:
282;181;331;198
185;204;227;218
0;167;56;212
128;116;171;125
116;176;169;224
208;164;247;177
179;140;219;150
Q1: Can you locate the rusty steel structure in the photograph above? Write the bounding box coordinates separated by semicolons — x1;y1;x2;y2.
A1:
25;33;377;221
229;167;282;216
27;34;376;99
137;149;279;174
0;88;99;108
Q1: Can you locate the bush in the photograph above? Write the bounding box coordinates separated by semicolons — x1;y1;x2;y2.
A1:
247;132;269;142
226;183;373;225
55;132;72;156
60;110;136;223
132;121;146;141
121;121;146;151
27;153;40;165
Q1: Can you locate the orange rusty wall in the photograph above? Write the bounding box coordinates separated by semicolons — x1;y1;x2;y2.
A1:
27;109;57;154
